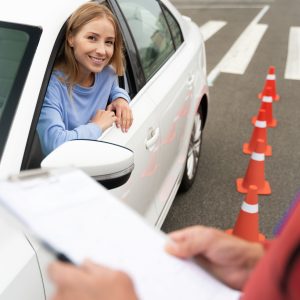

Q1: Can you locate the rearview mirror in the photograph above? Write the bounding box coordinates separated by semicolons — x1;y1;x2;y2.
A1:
41;140;134;189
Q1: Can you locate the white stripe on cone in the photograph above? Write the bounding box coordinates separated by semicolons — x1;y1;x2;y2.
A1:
262;96;273;103
251;152;265;161
255;120;267;128
241;202;258;213
266;74;276;80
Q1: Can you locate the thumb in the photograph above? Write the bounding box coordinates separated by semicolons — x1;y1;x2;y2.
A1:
165;226;211;258
48;261;82;287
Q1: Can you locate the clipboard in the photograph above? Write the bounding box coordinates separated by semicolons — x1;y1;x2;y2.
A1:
0;168;75;263
0;168;241;300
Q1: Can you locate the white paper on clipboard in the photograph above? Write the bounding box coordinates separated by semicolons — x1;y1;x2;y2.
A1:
0;168;241;300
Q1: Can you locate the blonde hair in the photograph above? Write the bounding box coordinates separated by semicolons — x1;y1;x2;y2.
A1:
55;2;125;88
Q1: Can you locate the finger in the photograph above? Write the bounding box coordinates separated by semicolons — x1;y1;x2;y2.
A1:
123;108;132;132
51;289;68;300
81;259;101;273
124;110;131;132
110;106;121;128
48;261;84;287
81;259;113;276
106;104;113;111
121;110;128;132
129;110;133;128
114;106;123;129
165;226;212;258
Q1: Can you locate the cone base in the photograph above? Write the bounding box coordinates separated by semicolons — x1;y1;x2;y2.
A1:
243;143;272;156
226;229;266;242
252;116;277;128
236;178;271;195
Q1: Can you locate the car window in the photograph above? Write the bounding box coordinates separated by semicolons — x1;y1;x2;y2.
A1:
0;22;41;160
161;5;184;49
0;28;28;118
117;0;175;81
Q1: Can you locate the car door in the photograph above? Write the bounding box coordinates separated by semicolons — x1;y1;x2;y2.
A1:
95;0;161;224
144;2;200;221
114;0;196;221
99;88;161;224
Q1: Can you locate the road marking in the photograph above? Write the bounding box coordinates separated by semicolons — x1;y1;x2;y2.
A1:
219;24;267;74
284;27;300;80
177;5;269;9
208;5;269;86
199;21;227;41
174;1;274;10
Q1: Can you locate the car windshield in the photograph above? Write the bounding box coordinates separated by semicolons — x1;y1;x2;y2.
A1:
0;22;41;159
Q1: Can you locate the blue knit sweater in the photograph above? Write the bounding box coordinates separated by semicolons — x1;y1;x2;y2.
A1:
37;66;130;155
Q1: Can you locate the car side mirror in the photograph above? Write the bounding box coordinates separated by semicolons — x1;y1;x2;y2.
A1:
41;140;134;189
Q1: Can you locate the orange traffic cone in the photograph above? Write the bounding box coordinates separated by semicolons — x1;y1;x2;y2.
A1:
227;185;265;242
258;66;279;101
237;139;271;195
252;86;277;128
243;109;272;156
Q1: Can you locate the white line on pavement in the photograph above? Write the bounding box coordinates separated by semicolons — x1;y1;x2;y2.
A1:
284;27;300;80
199;21;227;42
220;24;268;74
208;5;269;86
175;3;273;10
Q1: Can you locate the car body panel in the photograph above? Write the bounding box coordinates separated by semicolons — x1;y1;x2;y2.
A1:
99;88;161;223
0;217;45;300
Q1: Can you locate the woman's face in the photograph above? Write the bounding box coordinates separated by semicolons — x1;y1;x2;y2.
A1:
68;17;115;79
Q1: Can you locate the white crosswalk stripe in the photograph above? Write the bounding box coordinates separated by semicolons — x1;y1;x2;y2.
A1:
199;21;227;42
194;5;299;84
285;27;300;80
219;24;267;74
207;5;269;85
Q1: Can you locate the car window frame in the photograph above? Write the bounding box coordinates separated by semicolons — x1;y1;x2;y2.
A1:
108;0;146;92
113;0;183;83
21;23;66;170
160;2;184;50
0;21;41;162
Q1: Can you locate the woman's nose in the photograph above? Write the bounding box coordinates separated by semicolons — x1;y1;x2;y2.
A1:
95;42;106;54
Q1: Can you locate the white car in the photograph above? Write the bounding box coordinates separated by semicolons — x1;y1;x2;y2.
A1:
0;0;208;298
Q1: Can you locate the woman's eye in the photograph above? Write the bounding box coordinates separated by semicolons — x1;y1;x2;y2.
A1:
88;35;96;41
106;40;114;46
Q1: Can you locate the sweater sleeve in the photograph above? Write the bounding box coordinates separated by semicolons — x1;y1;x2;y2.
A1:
37;82;102;156
108;75;131;103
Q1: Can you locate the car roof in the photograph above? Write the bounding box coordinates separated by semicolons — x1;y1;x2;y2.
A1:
0;0;89;27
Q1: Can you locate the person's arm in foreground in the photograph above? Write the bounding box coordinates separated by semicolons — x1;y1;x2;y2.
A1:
165;225;265;290
48;260;138;300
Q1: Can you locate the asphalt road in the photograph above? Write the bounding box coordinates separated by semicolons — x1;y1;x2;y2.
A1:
162;0;300;238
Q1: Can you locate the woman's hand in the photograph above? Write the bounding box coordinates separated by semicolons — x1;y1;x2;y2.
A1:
165;225;265;290
91;110;117;131
107;98;133;132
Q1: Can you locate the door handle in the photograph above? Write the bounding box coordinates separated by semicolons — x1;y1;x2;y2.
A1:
187;74;194;86
145;128;160;150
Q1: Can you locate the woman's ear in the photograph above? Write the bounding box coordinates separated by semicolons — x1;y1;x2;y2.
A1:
67;34;74;48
